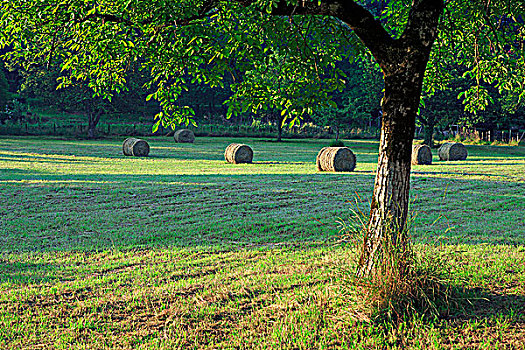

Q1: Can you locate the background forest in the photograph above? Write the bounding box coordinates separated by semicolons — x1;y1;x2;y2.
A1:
1;50;523;144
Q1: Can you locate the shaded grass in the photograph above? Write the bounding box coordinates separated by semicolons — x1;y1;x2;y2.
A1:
0;136;524;348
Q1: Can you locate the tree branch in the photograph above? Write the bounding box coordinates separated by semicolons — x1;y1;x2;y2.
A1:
75;1;397;68
265;0;395;67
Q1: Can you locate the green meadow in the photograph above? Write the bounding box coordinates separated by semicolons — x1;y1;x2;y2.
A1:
1;136;524;349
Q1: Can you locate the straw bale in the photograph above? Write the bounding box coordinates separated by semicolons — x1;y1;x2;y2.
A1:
438;142;467;161
316;147;356;172
224;143;253;164
174;129;195;143
411;144;432;165
123;137;150;157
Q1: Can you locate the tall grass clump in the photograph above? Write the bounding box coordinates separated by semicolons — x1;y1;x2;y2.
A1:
338;200;454;324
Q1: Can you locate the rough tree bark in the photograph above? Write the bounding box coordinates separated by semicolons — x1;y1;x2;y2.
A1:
352;1;444;277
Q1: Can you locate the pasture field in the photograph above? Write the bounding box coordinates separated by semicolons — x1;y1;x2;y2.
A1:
0;136;524;349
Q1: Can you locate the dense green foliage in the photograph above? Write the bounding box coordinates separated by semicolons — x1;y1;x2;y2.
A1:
0;1;523;142
312;56;383;139
0;1;352;129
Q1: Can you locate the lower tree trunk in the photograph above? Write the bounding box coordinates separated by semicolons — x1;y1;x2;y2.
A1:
88;120;96;138
358;63;426;277
335;126;340;141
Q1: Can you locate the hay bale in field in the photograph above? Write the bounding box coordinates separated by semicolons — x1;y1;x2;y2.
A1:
438;142;467;161
122;137;150;157
411;144;432;165
224;143;253;164
316;147;356;172
174;129;195;143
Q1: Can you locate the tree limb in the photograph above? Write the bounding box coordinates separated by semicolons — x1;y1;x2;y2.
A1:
260;0;396;67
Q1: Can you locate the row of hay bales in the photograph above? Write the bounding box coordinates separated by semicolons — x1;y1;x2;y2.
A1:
121;139;357;172
411;142;468;165
222;143;358;171
122;129;195;157
122;133;467;172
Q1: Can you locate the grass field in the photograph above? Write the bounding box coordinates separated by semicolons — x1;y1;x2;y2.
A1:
1;136;524;349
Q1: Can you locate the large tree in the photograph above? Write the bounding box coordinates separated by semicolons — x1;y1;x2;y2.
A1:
1;0;523;275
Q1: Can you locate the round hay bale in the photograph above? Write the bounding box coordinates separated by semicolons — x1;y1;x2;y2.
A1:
174;129;195;143
411;144;432;165
122;137;150;157
316;147;356;172
224;143;253;164
438;142;467;161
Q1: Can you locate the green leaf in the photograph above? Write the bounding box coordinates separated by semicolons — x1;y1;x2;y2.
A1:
152;120;160;133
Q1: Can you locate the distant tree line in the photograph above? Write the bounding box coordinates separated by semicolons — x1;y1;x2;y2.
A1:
1;52;523;143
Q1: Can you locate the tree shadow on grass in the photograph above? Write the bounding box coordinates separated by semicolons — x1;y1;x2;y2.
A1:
431;285;525;346
0;154;93;164
253;161;307;165
445;287;525;322
412;170;519;179
456;162;525;166
0;260;59;285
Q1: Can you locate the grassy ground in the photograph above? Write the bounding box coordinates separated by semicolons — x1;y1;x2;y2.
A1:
0;136;524;349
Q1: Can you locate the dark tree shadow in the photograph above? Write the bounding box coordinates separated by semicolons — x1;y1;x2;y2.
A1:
0;261;59;285
442;286;525;323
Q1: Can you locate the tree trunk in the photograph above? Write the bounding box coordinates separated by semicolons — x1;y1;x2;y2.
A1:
335;126;340;141
87;110;102;139
423;122;434;147
341;0;444;277
276;112;284;142
359;53;439;277
357;72;421;276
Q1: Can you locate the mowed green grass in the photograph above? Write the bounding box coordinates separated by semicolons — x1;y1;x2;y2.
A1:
0;136;524;349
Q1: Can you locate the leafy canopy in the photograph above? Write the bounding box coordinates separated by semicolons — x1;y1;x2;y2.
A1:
1;0;523;128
